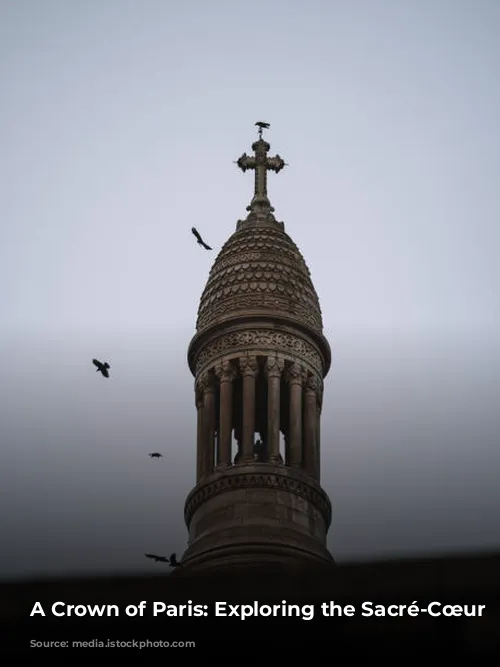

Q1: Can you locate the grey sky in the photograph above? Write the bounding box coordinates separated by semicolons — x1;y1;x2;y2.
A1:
1;0;499;580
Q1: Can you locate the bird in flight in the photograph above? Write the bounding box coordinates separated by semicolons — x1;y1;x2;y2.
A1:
92;359;110;378
145;553;180;567
255;121;270;130
149;452;163;459
168;553;180;567
145;553;168;563
191;227;212;250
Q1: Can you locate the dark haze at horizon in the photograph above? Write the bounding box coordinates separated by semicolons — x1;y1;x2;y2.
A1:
1;331;498;581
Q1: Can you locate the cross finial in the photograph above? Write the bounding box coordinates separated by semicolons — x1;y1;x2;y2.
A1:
235;123;287;229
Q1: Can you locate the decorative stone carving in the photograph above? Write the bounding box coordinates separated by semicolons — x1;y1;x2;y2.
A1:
265;355;285;378
305;373;320;393
235;137;286;227
287;362;304;385
215;359;236;383
184;471;332;529
198;294;322;333
239;355;259;377
236;137;285;224
213;251;300;275
195;329;323;377
195;226;324;333
200;370;216;393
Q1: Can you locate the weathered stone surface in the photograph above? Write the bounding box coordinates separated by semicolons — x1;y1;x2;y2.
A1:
196;226;324;334
184;463;331;528
191;325;328;378
180;463;333;572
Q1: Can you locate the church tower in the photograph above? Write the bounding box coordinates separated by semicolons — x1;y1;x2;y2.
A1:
179;126;333;574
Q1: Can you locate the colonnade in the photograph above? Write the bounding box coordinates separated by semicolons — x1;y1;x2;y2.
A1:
194;355;323;484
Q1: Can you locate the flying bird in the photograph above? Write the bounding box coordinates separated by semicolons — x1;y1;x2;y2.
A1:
144;553;180;567
149;452;163;459
168;553;180;567
92;359;110;378
255;121;270;130
191;227;212;250
145;553;169;563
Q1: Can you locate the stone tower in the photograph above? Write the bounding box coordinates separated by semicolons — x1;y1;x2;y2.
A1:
179;126;333;575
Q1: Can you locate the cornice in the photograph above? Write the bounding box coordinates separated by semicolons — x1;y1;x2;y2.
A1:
184;467;332;529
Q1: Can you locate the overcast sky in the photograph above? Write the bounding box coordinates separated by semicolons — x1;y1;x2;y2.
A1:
1;0;499;581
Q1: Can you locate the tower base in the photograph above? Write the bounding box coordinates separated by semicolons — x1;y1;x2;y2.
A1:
177;463;334;576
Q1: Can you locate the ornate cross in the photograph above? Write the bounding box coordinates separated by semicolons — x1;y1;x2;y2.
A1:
236;140;286;201
236;122;286;231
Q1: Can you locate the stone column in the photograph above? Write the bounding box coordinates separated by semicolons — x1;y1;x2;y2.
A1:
266;356;284;463
287;363;303;468
201;370;216;475
316;382;323;482
239;355;258;462
195;383;204;482
303;373;318;478
216;360;235;469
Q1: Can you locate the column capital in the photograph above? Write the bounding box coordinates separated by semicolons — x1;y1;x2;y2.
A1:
200;369;216;393
265;355;285;379
305;372;320;393
215;359;237;383
239;355;259;377
286;362;304;386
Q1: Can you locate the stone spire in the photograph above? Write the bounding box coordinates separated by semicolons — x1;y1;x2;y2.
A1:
176;126;334;576
235;123;287;230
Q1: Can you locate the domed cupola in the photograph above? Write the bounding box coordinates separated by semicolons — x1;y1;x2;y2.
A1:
188;130;330;380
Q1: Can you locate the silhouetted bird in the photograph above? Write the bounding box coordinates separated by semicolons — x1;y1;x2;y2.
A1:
255;121;270;130
191;227;212;250
145;553;169;563
92;359;110;378
149;452;163;459
144;553;180;567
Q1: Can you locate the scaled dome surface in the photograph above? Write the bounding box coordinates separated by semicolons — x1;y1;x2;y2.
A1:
196;224;323;336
